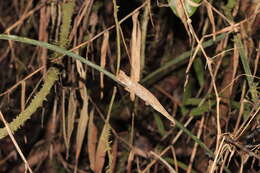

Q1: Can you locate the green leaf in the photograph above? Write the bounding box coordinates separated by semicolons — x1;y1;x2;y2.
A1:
193;57;205;88
168;0;202;17
153;113;167;136
190;104;210;116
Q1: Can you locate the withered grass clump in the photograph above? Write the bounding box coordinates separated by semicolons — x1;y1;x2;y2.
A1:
0;0;259;173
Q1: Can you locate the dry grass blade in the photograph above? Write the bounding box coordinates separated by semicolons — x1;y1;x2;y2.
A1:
61;89;68;150
127;150;135;173
100;31;109;99
45;97;58;139
21;81;26;111
110;139;118;173
117;70;175;125
75;87;89;172
218;41;239;119
76;57;87;80
130;11;141;101
205;1;216;40
150;151;176;173
94;123;110;173
0;111;33;173
174;0;193;41
4;3;44;33
75;58;89;171
38;4;51;71
74;87;89;172
187;117;205;173
88;109;97;171
93;86;116;173
67;90;77;150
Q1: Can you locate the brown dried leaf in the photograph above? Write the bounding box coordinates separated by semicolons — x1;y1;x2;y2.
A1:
130;12;141;101
232;43;239;92
100;31;109;99
94;123;110;173
127;150;135;173
76;58;89;109
61;89;68;150
117;71;175;125
45;97;58;139
39;5;51;71
76;59;86;80
21;81;26;112
175;0;192;41
75;89;89;161
74;55;89;171
110;139;118;173
205;2;216;40
67;90;77;149
88;109;97;171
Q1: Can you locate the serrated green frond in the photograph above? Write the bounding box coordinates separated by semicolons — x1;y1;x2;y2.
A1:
0;67;59;139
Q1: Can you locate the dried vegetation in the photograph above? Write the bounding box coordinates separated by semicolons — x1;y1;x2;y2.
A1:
0;0;259;173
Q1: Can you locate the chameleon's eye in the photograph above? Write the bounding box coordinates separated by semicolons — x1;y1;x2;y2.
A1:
168;0;202;17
